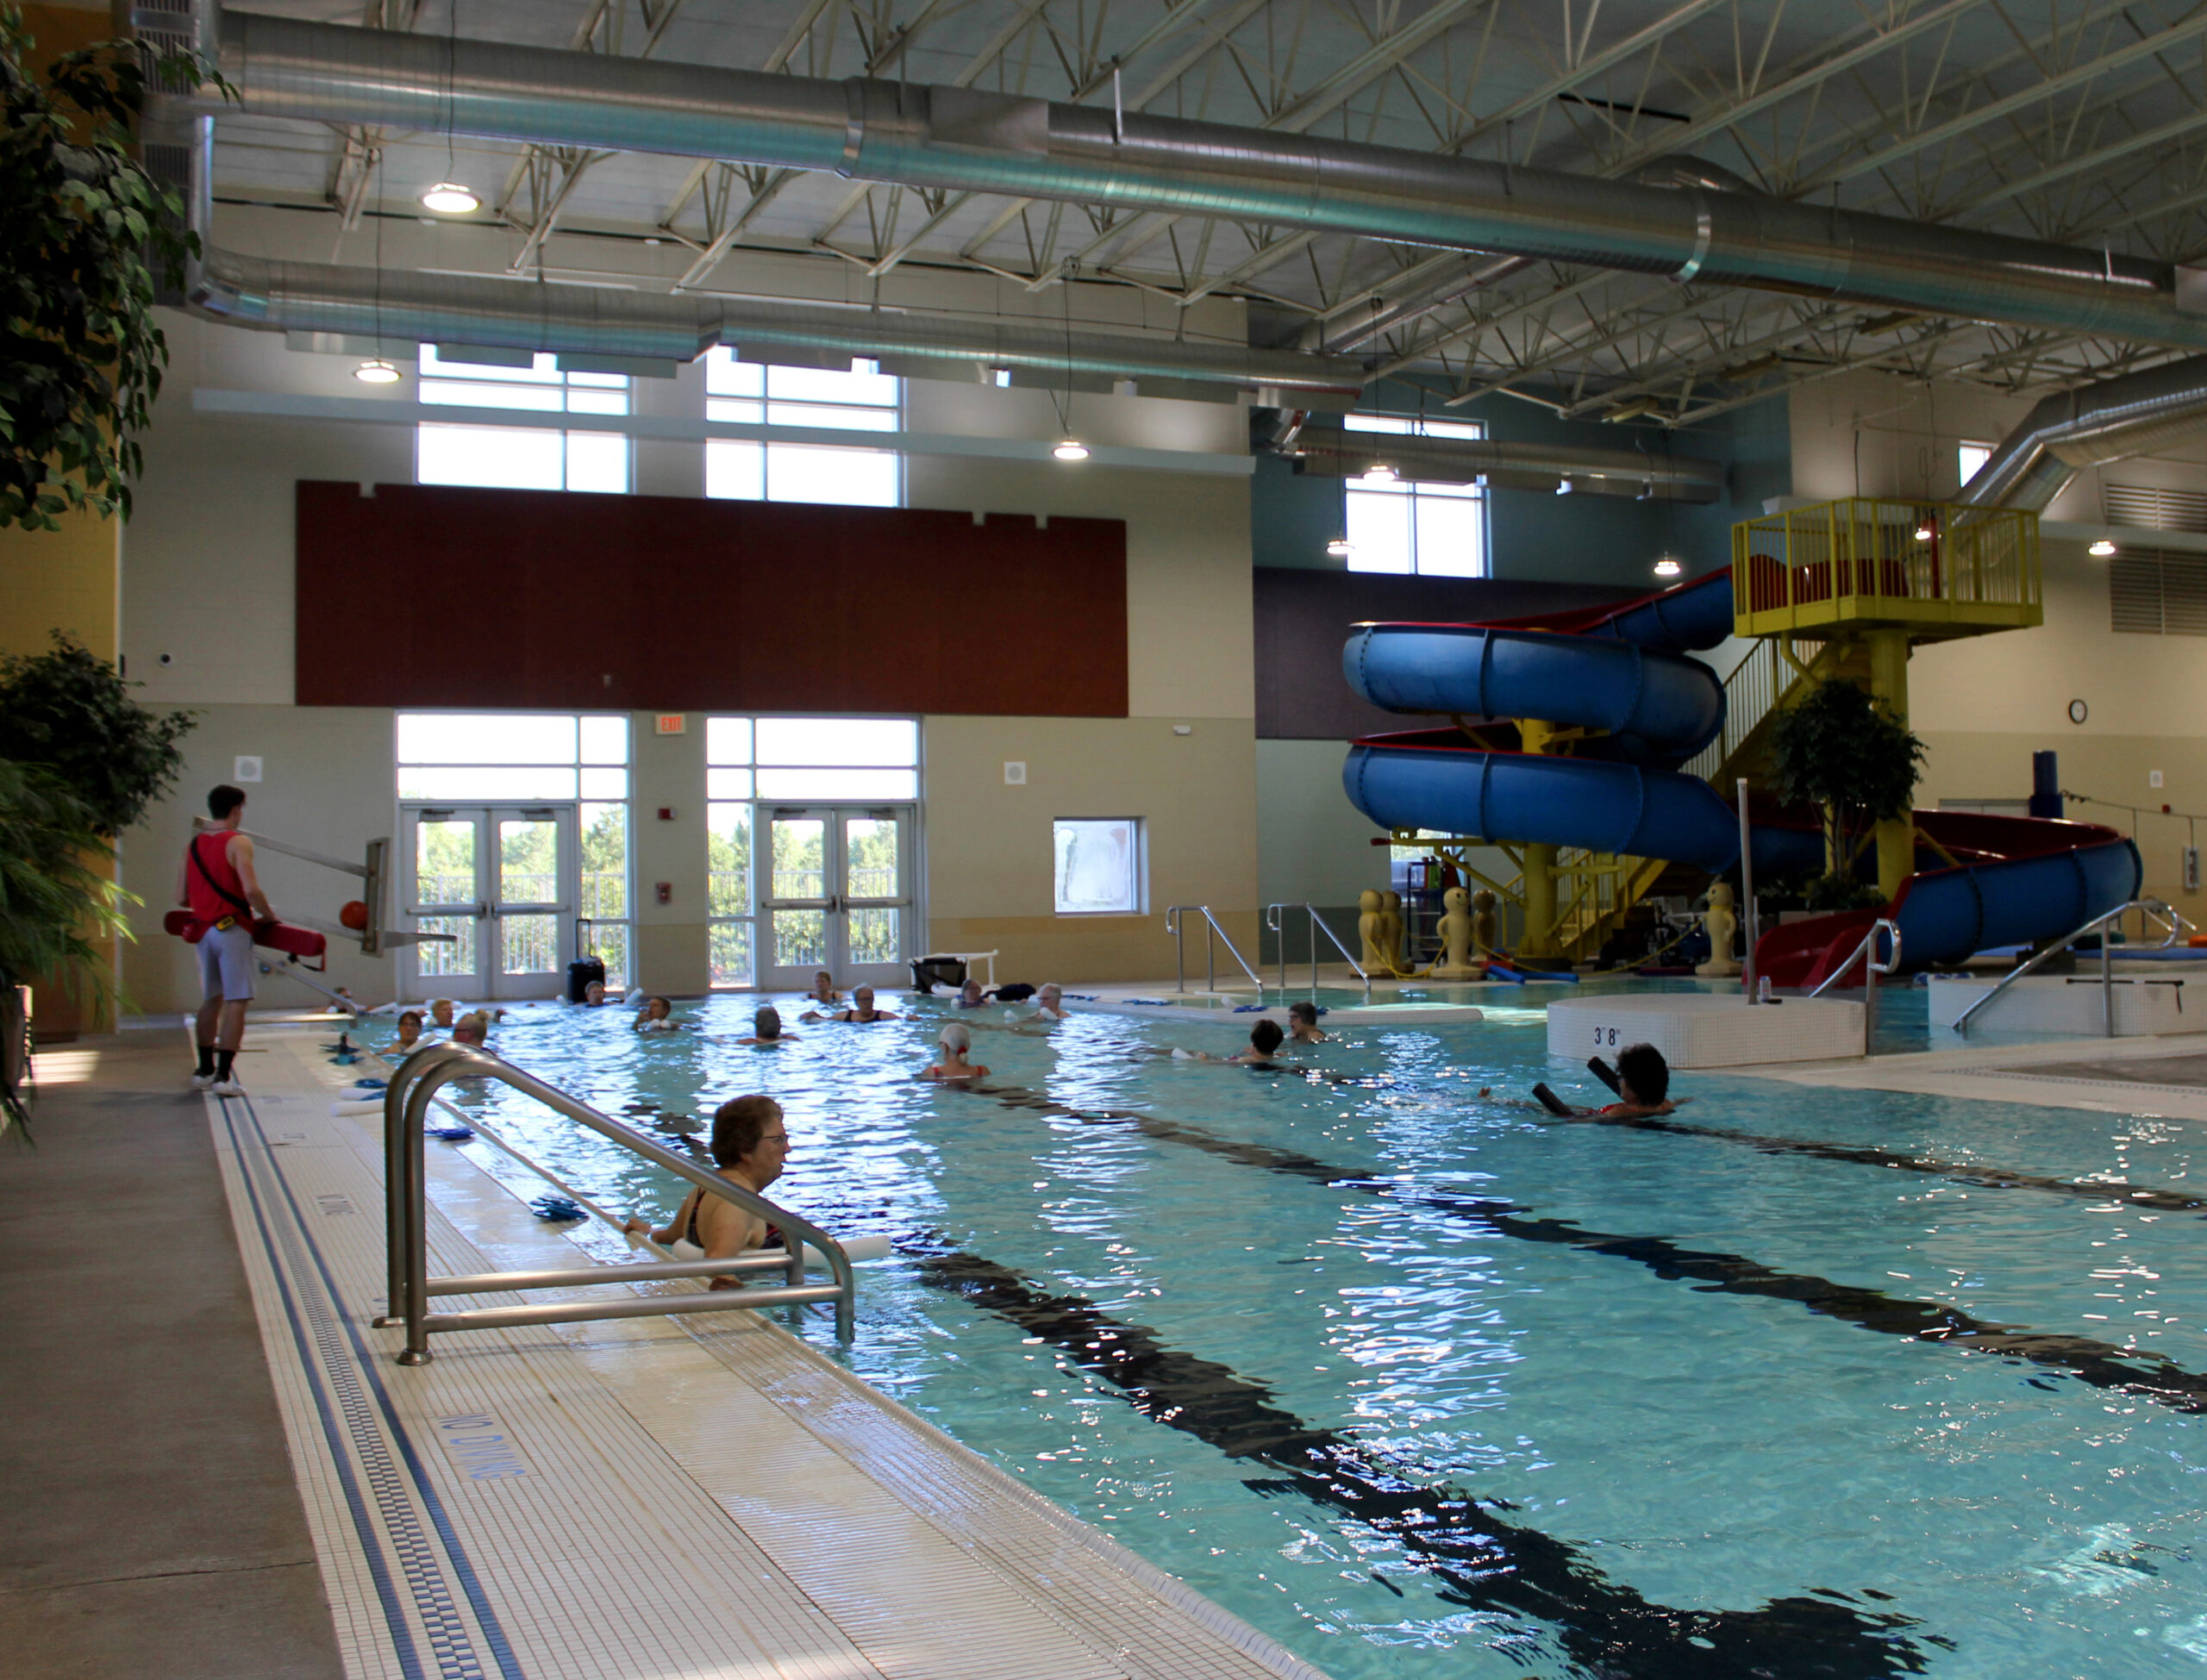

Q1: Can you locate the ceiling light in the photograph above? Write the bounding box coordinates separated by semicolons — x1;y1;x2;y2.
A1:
2090;536;2117;557
1914;521;1934;542
1360;463;1397;484
420;182;479;215
1053;438;1090;462
1326;536;1353;558
1653;556;1683;578
353;359;402;384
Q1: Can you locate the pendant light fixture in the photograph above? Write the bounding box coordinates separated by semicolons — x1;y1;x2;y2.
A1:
421;181;478;214
2089;536;2117;557
1326;535;1353;558
1053;439;1090;461
1653;555;1683;578
353;358;402;383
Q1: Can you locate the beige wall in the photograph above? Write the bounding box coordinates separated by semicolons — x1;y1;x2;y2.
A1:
116;208;1259;1010
1911;534;2207;910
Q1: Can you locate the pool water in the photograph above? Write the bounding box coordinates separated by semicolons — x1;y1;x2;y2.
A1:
437;993;2207;1679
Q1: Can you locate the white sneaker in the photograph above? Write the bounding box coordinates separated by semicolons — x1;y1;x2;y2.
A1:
211;1077;246;1097
191;1071;216;1090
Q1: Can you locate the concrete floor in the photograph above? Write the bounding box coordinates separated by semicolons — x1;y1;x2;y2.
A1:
0;1031;342;1680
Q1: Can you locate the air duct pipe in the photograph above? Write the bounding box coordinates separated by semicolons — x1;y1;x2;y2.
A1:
136;60;1363;394
1959;353;2207;511
192;7;2207;354
1291;430;1723;503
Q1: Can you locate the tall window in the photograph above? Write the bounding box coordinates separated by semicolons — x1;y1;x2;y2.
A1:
703;716;920;989
395;713;633;987
704;351;901;507
416;347;631;493
1341;413;1488;578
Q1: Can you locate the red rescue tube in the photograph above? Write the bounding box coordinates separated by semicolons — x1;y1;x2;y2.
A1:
165;909;328;959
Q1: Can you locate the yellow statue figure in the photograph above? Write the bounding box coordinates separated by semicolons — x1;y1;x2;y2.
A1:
1357;889;1387;972
1696;881;1741;977
1431;886;1484;978
1379;890;1405;974
1470;888;1498;955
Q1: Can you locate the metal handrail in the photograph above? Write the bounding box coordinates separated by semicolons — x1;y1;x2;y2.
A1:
1263;902;1370;996
1805;917;1902;1055
1953;897;2181;1039
378;1040;854;1365
1164;904;1266;993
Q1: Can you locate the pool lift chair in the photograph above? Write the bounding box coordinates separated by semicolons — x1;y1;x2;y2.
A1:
377;1041;857;1365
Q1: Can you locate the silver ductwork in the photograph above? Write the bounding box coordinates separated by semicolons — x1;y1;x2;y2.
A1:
194;7;2207;354
1291;430;1723;503
139;36;1363;399
1959;354;2207;511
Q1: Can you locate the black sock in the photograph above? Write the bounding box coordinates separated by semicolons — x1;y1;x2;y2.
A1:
216;1048;237;1081
196;1044;216;1077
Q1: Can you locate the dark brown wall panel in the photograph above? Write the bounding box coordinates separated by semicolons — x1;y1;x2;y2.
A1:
1254;567;1635;740
296;482;1128;715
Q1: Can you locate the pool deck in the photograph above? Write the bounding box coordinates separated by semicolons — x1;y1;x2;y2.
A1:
1723;1025;2207;1120
122;1018;1332;1680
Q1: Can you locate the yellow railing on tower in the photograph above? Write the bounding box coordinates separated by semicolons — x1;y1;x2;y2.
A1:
1731;498;2041;640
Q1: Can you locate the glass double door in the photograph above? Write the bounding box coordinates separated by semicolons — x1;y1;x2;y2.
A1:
404;806;576;1001
760;807;911;990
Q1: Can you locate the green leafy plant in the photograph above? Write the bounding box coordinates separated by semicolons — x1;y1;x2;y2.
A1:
1766;678;1927;903
0;631;193;834
0;7;225;531
0;757;133;1134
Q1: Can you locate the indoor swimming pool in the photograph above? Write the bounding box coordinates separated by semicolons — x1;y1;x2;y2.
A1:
428;990;2207;1678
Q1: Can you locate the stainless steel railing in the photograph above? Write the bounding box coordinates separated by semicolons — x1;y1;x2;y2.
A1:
1164;905;1266;993
1952;897;2190;1039
1263;902;1371;996
378;1040;854;1365
1805;917;1902;1055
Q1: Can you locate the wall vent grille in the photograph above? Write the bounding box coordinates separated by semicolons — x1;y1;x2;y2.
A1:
2104;481;2207;534
2110;546;2207;636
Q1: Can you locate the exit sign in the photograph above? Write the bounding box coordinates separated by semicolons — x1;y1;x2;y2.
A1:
654;714;687;735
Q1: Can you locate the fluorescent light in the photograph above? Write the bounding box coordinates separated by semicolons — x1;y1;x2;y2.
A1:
2090;537;2117;557
353;359;403;384
420;182;479;215
1653;556;1683;578
1326;536;1353;557
1053;439;1090;461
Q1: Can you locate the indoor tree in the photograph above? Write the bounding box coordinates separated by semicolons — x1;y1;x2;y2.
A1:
0;7;223;531
1766;678;1927;910
0;630;193;834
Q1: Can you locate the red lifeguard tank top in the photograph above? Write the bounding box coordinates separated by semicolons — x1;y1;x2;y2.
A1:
186;831;253;925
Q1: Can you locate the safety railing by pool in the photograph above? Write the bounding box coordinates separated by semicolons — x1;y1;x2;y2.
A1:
1952;898;2192;1039
1264;902;1371;996
1165;905;1266;994
1805;917;1902;1055
378;1040;855;1365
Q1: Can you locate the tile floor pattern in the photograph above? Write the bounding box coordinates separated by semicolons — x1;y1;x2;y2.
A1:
203;1022;1333;1680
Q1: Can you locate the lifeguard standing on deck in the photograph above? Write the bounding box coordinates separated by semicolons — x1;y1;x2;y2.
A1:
178;785;275;1096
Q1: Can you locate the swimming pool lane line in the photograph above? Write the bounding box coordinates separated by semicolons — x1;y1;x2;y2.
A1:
959;1080;2207;1422
910;1243;1937;1680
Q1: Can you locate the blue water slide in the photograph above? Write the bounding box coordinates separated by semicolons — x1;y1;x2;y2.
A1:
1344;624;1724;764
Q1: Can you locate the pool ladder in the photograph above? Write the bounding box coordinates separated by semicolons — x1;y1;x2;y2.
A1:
1164;905;1266;994
1952;897;2191;1039
1265;903;1372;998
376;1041;856;1365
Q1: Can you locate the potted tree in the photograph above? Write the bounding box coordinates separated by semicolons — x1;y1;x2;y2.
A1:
1766;678;1927;911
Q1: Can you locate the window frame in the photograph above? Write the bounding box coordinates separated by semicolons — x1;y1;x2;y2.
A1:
1339;412;1491;578
703;350;904;509
413;348;635;494
1052;817;1147;917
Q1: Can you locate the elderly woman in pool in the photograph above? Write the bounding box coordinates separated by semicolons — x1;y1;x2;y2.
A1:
622;1096;788;1287
921;1021;990;1082
1028;983;1069;1021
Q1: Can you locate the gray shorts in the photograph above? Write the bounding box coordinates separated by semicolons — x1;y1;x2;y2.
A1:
197;922;257;1002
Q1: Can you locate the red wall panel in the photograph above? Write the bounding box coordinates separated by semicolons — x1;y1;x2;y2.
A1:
295;482;1129;715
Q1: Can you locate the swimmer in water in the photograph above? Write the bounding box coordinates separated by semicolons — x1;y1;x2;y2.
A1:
735;1005;796;1046
1545;1042;1686;1118
634;995;678;1032
429;997;456;1029
385;1009;424;1059
1176;1019;1286;1066
956;977;990;1009
1286;1001;1329;1043
806;971;841;1007
921;1021;990;1082
622;1096;789;1289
